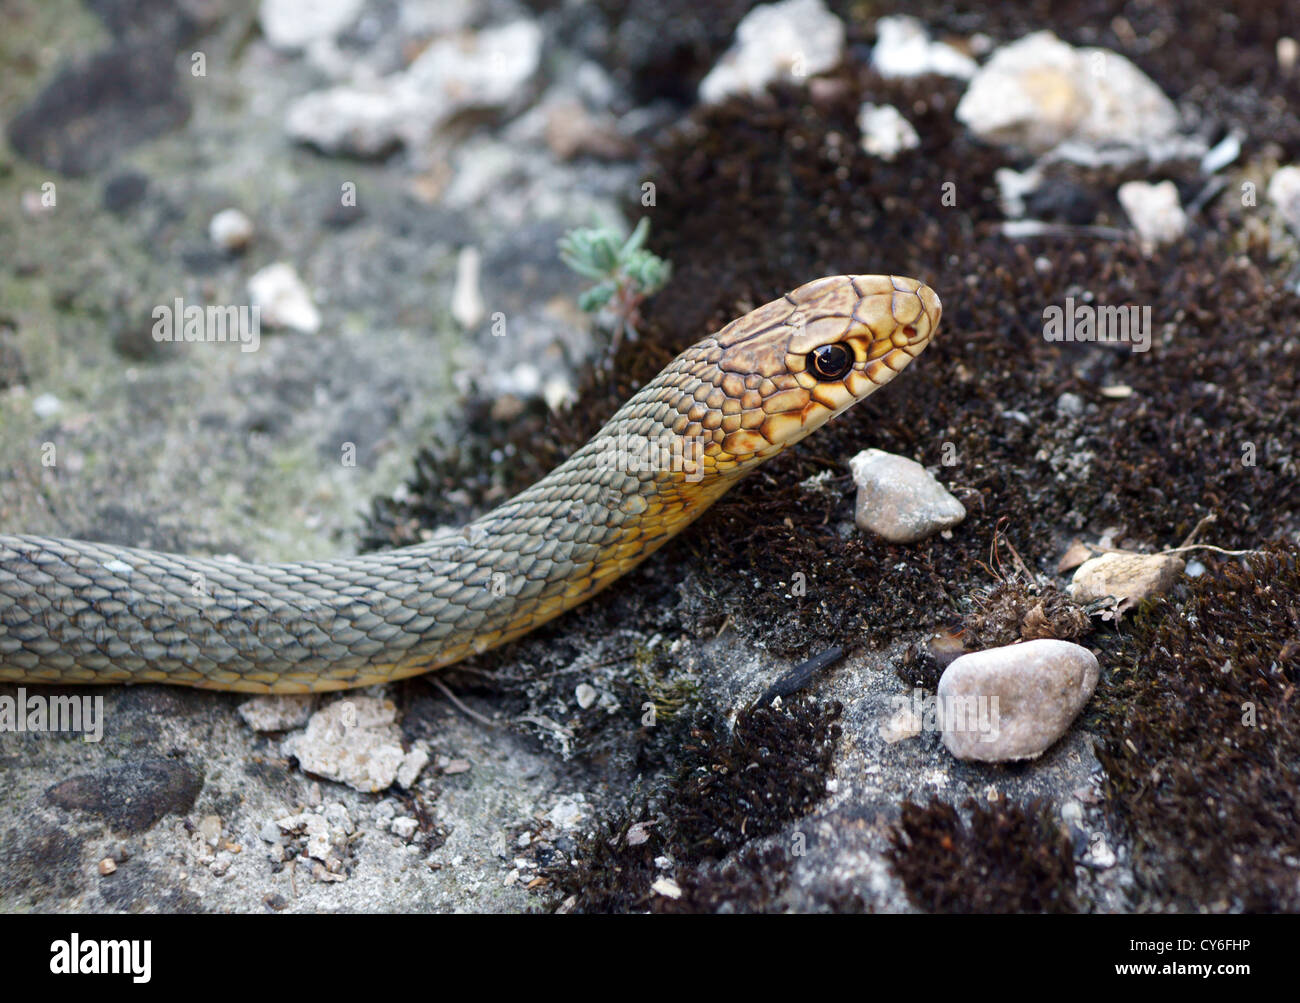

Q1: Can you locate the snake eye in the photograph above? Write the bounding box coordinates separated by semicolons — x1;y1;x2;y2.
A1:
807;343;853;381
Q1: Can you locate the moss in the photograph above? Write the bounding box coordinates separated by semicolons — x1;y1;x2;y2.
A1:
888;796;1079;913
547;697;842;912
1093;543;1300;911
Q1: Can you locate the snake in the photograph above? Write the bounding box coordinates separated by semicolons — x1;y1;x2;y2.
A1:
0;274;940;693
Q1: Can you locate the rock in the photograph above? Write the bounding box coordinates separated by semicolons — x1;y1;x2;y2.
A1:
955;31;1179;158
1117;180;1188;249
45;759;203;833
1267;165;1300;236
1067;550;1185;615
871;16;977;80
285;20;543;157
390;816;419;841
238;694;314;732
248;262;321;333
542;99;631;161
32;393;62;419
450;246;486;330
698;0;845;104
276;811;335;863
651;876;682;899
849;449;966;543
880;704;923;744
281;697;414;793
856;103;920;161
6;43;190;177
396;747;429;789
574;683;598;710
545;795;587;831
994;165;1042;217
937;639;1100;762
98;857;117;876
208;208;255;252
259;0;364;51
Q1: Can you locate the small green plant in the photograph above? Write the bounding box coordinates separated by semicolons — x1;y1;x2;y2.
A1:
558;217;671;342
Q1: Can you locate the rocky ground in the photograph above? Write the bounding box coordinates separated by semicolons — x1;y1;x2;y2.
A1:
0;0;1297;913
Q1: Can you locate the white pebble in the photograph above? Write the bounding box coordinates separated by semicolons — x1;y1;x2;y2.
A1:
1117;180;1188;249
871;16;977;80
856;103;920;161
937;639;1100;762
208;208;254;251
698;0;845;104
849;449;966;543
248;262;321;334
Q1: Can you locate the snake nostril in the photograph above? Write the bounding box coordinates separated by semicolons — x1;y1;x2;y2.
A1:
903;325;917;340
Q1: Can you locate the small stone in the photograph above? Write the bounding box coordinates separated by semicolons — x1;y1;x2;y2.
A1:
955;31;1180;158
238;694;314;732
277;811;334;862
390;816;419;841
543;99;631;161
259;0;364;52
451;246;485;330
1267;165;1300;236
1279;37;1299;75
248;262;321;334
545;796;586;831
208;208;254;252
1068;551;1185;616
1055;391;1084;418
1117;180;1188;250
698;0;845;104
871;16;977;80
849;449;966;543
285;21;542;157
198;814;222;848
396;747;429;789
1087;837;1117;869
651;876;683;899
626;821;655;846
280;697;408;792
98;857;117;876
856;103;920;161
937;639;1100;762
442;758;471;775
574;683;598;709
880;705;923;744
32;393;62;419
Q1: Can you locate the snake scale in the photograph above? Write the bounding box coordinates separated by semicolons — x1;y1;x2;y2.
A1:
0;275;940;692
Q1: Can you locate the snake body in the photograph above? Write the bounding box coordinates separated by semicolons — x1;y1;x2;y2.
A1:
0;275;939;692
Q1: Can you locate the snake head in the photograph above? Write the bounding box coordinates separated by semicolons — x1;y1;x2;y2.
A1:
701;274;941;472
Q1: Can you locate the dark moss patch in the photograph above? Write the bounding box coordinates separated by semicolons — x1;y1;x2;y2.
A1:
888;796;1079;913
547;697;842;912
1093;542;1300;912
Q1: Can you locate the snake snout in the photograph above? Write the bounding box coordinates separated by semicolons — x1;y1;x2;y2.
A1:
888;278;942;353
